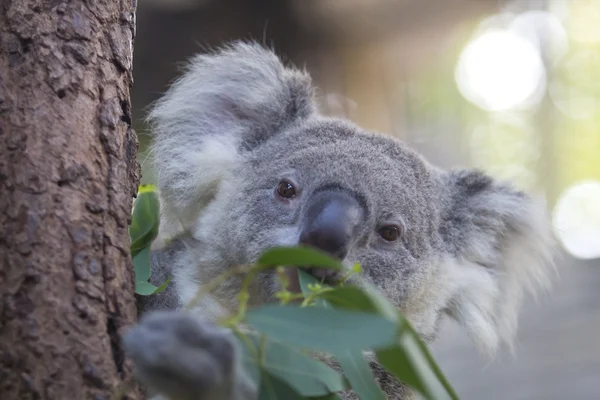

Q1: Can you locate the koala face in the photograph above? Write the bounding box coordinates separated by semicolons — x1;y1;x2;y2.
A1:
147;41;555;357
206;118;442;325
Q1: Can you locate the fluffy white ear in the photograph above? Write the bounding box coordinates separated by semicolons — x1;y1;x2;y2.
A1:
440;170;556;357
146;41;316;230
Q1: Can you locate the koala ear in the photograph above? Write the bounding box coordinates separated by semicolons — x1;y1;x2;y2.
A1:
439;170;556;357
146;41;316;228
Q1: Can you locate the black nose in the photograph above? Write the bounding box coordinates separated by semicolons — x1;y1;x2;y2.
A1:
299;190;364;261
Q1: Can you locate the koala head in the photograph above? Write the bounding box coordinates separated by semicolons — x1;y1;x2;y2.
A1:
147;41;555;358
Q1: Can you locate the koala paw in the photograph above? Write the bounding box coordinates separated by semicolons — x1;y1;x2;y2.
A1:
122;310;237;400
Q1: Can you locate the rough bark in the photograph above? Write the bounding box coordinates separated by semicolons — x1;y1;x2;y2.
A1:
0;0;140;399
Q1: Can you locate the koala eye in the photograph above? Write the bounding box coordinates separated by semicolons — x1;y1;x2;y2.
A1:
378;225;401;242
276;180;297;199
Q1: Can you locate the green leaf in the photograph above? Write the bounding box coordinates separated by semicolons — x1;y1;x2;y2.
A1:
152;275;173;294
129;186;160;258
135;280;159;296
137;184;158;194
298;269;331;308
132;245;172;296
133;247;151;282
322;283;457;399
322;285;399;323
376;332;458;400
257;246;343;270
308;395;343;400
412;335;459;400
245;305;396;353
263;339;347;396
334;349;386;400
298;268;320;292
258;369;305;400
234;334;261;387
237;332;347;396
133;245;157;295
135;278;172;296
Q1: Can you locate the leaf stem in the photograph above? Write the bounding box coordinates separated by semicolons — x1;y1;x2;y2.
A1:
183;264;252;311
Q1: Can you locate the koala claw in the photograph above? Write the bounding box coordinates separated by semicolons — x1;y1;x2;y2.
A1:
122;310;237;400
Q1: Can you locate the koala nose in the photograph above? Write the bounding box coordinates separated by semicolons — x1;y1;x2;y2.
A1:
299;190;364;262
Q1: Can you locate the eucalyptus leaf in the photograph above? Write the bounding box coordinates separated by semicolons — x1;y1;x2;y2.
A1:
406;330;459;400
323;284;457;399
234;334;261;387
322;285;399;323
130;185;160;257
245;305;397;353
258;369;305;400
132;240;151;297
257;247;343;270
263;338;347;396
238;332;347;396
356;282;402;323
152;275;173;294
334;349;386;400
298;269;331;308
308;395;343;400
298;268;320;293
133;246;151;282
135;280;159;296
376;332;458;400
132;245;172;296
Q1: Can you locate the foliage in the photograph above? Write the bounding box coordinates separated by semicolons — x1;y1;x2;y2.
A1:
128;185;459;399
129;184;171;295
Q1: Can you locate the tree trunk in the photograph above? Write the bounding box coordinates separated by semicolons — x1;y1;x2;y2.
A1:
0;1;140;399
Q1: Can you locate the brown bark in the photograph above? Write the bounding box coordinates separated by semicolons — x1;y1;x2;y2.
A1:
0;0;140;399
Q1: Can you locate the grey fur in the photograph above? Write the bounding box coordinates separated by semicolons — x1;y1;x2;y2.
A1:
123;41;556;400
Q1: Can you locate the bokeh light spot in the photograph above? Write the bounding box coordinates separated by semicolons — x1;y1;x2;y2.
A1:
456;30;546;112
553;180;600;260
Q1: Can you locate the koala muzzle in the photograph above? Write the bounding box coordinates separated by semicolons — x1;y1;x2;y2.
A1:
299;190;364;280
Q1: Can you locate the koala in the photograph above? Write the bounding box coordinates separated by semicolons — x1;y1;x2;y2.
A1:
122;41;555;400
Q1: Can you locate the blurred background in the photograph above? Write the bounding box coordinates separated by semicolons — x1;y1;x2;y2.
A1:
131;0;600;398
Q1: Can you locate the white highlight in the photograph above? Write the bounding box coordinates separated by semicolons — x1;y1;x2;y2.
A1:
456;30;546;111
509;11;569;66
553;180;600;260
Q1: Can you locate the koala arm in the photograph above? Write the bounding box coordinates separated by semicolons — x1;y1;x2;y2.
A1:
123;310;258;400
128;231;256;400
